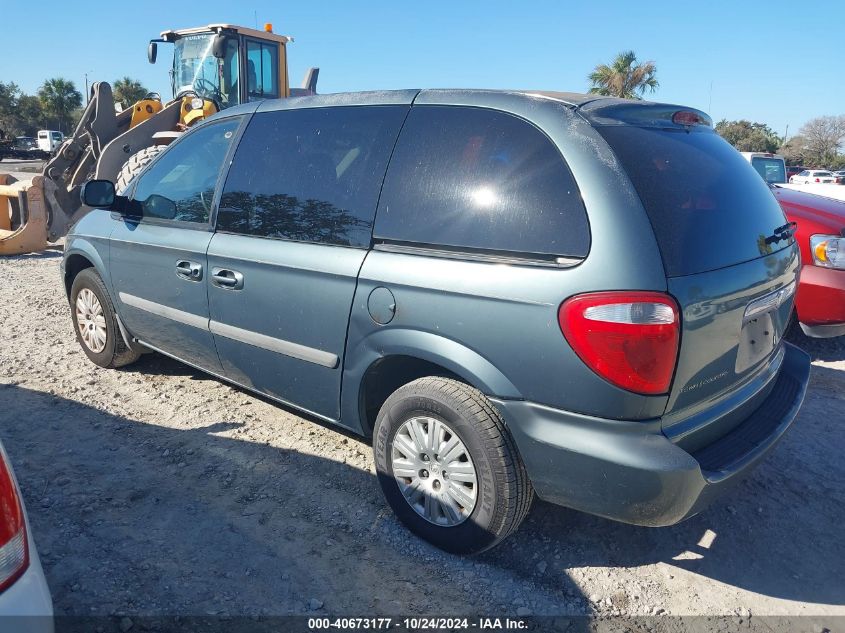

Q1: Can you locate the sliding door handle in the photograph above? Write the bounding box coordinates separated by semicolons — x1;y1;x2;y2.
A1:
211;267;244;290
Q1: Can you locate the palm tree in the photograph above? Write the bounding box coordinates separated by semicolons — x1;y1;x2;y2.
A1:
112;77;149;109
588;51;658;100
37;78;82;133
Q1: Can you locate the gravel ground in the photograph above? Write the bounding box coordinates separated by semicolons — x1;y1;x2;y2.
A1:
0;252;843;627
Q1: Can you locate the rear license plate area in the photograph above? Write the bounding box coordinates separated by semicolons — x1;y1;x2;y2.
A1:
736;314;777;373
735;283;795;373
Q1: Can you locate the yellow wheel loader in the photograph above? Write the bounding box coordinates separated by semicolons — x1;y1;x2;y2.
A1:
0;22;318;255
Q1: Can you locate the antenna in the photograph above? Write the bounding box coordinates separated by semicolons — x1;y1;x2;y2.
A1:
708;81;713;113
254;10;258;29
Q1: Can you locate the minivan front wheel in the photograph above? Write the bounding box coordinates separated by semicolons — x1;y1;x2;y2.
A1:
373;377;533;554
70;268;141;369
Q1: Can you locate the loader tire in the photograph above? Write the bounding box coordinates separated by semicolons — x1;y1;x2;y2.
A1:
115;145;165;194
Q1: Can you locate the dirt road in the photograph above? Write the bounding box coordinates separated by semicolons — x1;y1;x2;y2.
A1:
0;252;843;627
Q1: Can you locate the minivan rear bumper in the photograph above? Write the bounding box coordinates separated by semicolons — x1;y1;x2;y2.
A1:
491;342;810;527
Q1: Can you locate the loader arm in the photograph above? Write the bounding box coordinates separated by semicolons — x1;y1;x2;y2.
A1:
41;82;130;241
39;83;182;242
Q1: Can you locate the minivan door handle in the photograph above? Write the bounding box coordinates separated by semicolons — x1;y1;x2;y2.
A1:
175;260;203;281
211;267;244;290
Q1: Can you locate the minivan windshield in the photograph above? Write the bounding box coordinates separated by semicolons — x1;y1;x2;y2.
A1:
598;126;791;277
751;156;786;184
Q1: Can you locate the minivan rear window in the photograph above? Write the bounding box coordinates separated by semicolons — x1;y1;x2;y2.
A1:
598;127;790;277
374;106;590;259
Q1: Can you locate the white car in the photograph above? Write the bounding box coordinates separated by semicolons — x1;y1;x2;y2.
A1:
789;169;836;184
0;439;53;632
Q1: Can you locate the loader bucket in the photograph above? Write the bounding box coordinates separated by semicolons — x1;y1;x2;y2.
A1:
0;175;48;255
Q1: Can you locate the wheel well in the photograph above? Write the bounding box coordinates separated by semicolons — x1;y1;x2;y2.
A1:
359;355;462;437
64;254;94;298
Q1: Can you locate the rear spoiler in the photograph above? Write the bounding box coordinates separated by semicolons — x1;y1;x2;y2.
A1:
579;99;713;129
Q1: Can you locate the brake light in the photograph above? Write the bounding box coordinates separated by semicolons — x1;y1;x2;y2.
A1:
815;178;821;183
672;110;709;127
0;451;28;593
558;292;680;395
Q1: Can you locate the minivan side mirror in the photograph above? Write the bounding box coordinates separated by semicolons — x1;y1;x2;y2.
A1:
81;180;116;209
148;41;158;64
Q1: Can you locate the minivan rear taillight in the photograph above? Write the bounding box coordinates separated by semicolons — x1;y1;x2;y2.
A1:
0;451;28;593
558;292;680;395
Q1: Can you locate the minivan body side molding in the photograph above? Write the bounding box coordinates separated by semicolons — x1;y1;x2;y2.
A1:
209;320;339;369
117;292;339;369
118;292;208;330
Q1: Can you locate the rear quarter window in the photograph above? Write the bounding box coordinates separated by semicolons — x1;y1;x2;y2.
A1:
374;105;590;259
598;126;789;276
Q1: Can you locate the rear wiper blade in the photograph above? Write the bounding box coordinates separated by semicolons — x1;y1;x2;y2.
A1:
765;222;797;245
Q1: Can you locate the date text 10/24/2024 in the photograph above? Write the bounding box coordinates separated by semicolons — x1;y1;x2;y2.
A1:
308;617;529;630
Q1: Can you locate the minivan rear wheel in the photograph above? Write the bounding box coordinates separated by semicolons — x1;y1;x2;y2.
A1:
70;268;141;369
373;377;533;554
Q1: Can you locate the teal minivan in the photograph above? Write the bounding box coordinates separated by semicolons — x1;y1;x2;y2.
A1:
63;89;810;553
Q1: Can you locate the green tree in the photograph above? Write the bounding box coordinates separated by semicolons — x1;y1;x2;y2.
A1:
37;77;82;134
0;81;21;137
588;51;658;99
112;76;149;109
16;95;45;135
715;120;781;153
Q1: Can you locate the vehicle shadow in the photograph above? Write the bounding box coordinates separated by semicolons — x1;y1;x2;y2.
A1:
1;373;842;621
1;247;63;261
786;327;845;362
0;384;587;620
129;351;218;383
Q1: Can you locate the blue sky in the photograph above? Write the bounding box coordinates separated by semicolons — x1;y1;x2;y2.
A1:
2;0;839;137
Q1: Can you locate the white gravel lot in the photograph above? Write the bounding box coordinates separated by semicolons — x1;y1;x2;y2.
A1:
0;252;843;629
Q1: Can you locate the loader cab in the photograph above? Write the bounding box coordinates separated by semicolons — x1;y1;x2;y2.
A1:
152;23;291;111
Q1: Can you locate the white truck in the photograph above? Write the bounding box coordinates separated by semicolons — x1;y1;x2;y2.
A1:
36;130;64;154
740;151;787;184
742;151;845;202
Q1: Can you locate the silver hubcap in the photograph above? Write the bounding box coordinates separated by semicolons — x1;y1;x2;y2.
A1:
391;416;478;527
75;288;107;353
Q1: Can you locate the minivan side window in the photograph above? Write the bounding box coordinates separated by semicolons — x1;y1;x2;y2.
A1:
373;105;590;259
131;117;242;224
216;105;409;248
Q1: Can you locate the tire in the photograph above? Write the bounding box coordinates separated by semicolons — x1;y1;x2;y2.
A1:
115;145;165;194
70;268;141;369
373;376;533;554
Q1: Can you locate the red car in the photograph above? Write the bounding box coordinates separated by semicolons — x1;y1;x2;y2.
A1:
772;185;845;337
